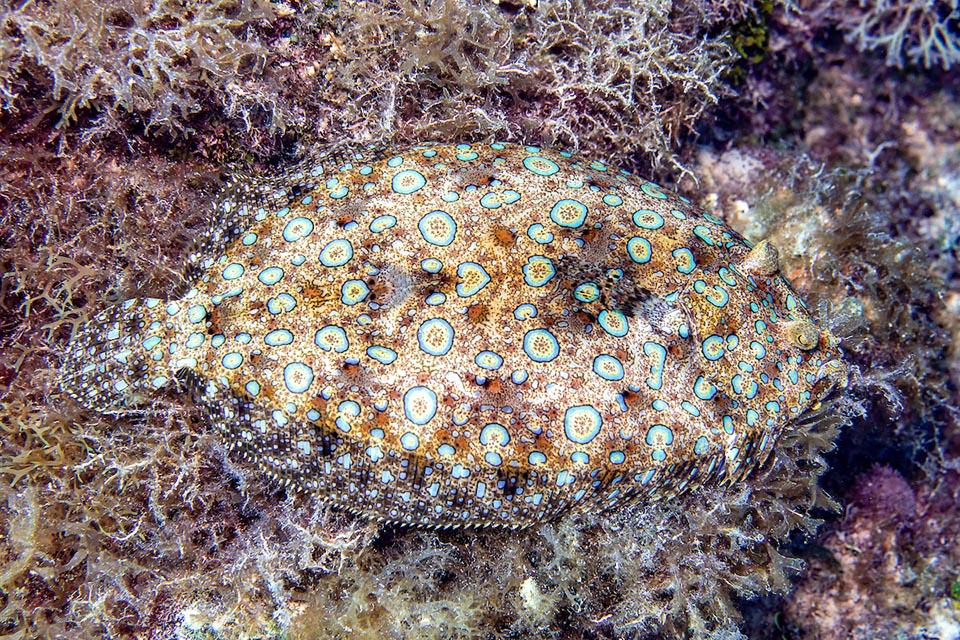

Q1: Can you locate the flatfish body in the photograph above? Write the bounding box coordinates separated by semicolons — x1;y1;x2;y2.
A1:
60;142;847;528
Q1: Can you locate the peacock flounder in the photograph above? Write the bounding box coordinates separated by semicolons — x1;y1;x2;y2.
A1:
60;142;848;528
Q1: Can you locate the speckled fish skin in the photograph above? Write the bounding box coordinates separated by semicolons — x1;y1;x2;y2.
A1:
60;142;848;528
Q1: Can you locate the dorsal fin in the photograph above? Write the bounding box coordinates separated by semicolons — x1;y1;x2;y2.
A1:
184;141;396;284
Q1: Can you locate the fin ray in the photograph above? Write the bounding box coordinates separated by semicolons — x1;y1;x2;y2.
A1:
59;298;175;412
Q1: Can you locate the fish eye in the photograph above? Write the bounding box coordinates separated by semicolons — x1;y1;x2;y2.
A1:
742;239;779;277
784;320;820;350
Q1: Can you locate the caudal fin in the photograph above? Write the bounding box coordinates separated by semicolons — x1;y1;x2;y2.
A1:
59;298;176;413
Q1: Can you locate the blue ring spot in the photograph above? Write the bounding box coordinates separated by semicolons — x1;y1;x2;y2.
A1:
267;293;297;314
480;423;510;446
632;209;664;230
417;318;454;356
418;210;457;246
479;193;504;209
257;267;284;286
283;362;314;393
723;416;735;434
241;233;257;246
593;355;624;381
187;304;207;323
341;279;370;306
693;225;714;246
523;155;560;176
574;282;600;303
425;292;446;306
282;217;314;242
245;380;260;397
221;352;243;370
702;335;725;361
319;239;354;267
400;432;421;451
705;285;729;307
314;325;349;353
513;303;538;320
528;451;547;465
627;237;652;264
421;258;443;273
367;345;397;365
703;212;723;225
484;452;502;466
609;450;626;464
694;436;710;455
673;247;696;274
264;329;294;346
681;401;700;417
603;194;623;207
644;341;667;390
563;405;603;444
403;386;437;425
456;262;491;297
511;369;528;384
694;375;717;400
641;182;668;199
222;263;245;280
438;443;456;457
522;256;556;287
549;199;588;228
526;223;554;244
369;215;397;233
392;169;426;194
598;310;628;337
645;424;674;446
719;267;737;287
523;329;560;363
475;351;504;371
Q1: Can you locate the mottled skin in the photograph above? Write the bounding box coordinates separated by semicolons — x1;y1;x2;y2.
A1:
60;143;848;528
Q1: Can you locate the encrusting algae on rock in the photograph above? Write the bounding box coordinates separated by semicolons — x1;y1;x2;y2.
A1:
59;142;848;528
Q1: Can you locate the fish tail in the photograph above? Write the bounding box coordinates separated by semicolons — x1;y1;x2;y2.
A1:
59;297;180;412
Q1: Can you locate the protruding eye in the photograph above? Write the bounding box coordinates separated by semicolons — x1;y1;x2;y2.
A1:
783;320;820;350
741;239;780;277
